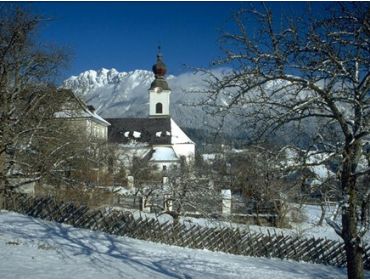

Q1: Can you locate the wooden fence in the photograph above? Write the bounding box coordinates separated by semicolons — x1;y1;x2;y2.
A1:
3;192;370;270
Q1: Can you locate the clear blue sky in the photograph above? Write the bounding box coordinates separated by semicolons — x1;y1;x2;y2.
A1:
22;1;330;81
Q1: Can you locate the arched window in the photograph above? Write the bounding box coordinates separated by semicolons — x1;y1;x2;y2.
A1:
156;102;163;114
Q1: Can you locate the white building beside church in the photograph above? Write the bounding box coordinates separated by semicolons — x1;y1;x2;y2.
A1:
106;51;195;171
55;89;111;142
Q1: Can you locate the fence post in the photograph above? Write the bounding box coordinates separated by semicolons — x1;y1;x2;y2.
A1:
127;176;134;189
221;189;231;215
162;176;172;211
141;197;151;213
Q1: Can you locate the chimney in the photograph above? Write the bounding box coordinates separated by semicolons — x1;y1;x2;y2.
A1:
87;105;95;113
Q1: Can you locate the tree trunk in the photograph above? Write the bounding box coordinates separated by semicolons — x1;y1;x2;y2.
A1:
0;172;11;210
0;189;5;209
342;188;364;278
0;152;4;209
317;203;326;226
344;239;364;279
255;202;262;226
0;151;12;210
341;145;364;279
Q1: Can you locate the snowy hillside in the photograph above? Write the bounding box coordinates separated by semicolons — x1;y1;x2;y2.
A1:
0;210;361;279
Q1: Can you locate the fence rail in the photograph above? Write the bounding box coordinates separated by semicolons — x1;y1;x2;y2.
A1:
3;192;370;270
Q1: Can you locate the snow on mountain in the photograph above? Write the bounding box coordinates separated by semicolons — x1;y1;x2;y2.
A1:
62;68;323;146
63;68;212;132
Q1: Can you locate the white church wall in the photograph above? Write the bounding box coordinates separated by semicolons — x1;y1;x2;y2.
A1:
172;143;195;161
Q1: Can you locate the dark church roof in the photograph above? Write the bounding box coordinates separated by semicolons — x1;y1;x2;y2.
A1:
106;118;171;145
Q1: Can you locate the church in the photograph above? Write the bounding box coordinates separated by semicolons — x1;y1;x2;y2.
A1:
106;51;195;171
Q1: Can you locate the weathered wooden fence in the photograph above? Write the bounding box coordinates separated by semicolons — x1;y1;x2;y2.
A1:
3;192;370;270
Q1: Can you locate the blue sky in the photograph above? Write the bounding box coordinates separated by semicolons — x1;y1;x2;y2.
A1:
22;1;330;81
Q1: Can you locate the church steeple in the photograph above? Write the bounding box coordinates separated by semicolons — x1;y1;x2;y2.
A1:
150;47;170;91
149;47;171;117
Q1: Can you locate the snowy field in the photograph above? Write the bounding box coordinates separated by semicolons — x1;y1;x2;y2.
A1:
114;203;370;243
1;210;369;278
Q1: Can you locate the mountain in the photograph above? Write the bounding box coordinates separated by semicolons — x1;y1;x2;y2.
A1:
63;68;241;146
62;68;322;148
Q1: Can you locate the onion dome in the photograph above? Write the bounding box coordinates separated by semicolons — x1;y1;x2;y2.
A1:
150;47;170;91
152;52;167;78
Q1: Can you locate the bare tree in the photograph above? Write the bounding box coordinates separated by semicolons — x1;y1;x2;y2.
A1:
0;8;99;204
201;3;369;278
163;159;222;225
277;144;341;226
228;146;301;227
134;158;222;225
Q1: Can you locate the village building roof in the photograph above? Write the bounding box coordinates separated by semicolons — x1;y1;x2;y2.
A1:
55;89;110;127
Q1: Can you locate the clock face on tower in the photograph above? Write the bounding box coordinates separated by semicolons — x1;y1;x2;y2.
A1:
154;87;162;93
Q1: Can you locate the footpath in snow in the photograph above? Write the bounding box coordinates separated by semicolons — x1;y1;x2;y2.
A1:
1;210;367;279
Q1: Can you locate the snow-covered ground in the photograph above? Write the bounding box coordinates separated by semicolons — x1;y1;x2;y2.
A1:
1;210;367;279
111;203;370;243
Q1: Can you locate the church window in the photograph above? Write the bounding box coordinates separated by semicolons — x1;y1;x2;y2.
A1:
156;103;163;114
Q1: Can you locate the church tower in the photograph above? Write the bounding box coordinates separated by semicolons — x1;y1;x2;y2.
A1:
149;48;171;117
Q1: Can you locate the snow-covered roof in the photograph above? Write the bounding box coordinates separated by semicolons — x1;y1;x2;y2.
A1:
55;108;110;127
133;131;141;138
221;189;231;198
280;146;336;185
150;146;179;162
54;90;110;127
202;153;223;162
308;165;335;182
88;110;111;126
281;146;334;167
